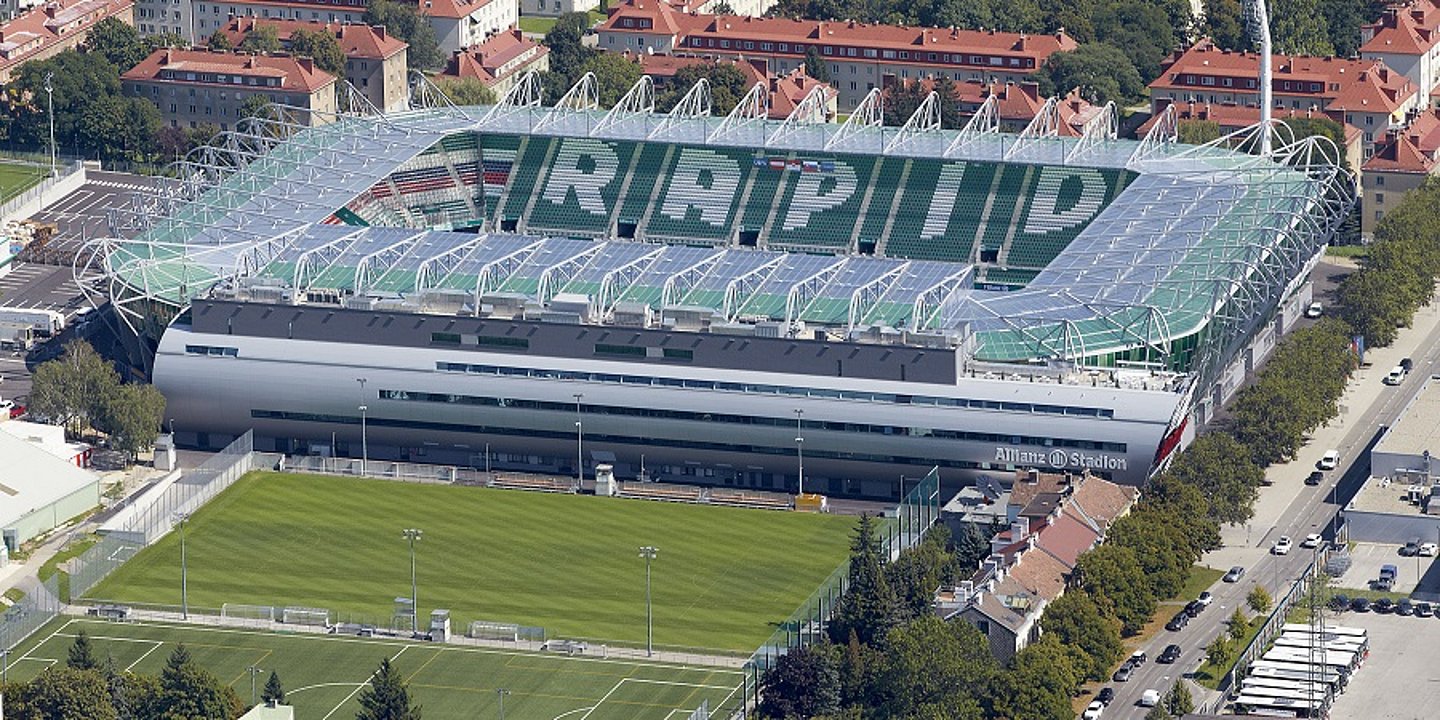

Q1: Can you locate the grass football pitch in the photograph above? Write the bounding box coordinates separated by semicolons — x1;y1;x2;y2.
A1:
0;160;46;204
11;617;744;720
89;472;856;652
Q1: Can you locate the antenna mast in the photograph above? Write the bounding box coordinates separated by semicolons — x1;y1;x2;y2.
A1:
1249;0;1274;155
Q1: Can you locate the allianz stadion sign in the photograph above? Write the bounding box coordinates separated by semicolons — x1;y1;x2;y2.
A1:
994;446;1129;472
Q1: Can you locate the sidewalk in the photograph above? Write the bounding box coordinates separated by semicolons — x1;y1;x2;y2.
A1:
1204;296;1440;570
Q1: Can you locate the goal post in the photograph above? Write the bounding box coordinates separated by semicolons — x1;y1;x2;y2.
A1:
468;621;520;641
221;604;275;624
280;606;332;627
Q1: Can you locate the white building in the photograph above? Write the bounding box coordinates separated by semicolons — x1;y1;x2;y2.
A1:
0;430;101;551
423;0;516;55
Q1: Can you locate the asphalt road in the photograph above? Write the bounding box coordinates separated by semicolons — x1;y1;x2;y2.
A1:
1103;301;1440;717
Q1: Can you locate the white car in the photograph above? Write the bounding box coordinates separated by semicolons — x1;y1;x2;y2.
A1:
1318;450;1340;471
1301;533;1324;549
1421;542;1439;557
1305;302;1324;318
1082;700;1105;719
1273;536;1293;555
1140;689;1161;707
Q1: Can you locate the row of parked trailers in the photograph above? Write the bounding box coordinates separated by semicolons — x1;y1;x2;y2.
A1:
1232;623;1369;717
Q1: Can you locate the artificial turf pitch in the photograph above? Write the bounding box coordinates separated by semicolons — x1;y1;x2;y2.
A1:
88;472;855;652
0;161;46;203
12;617;744;720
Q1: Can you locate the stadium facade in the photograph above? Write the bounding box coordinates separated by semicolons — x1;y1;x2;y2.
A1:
82;75;1355;498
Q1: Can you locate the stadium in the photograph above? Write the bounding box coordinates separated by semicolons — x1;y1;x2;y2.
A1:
79;73;1355;499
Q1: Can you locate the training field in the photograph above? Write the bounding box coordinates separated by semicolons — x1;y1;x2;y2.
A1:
0;160;46;203
12;617;743;719
89;472;855;652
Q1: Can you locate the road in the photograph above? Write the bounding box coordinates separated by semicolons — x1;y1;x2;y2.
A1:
1103;295;1440;717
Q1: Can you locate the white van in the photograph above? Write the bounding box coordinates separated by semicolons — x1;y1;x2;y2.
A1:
1140;689;1161;707
1319;450;1340;471
1384;365;1406;385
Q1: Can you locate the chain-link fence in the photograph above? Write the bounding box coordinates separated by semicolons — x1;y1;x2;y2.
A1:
0;575;64;654
739;467;943;713
120;432;254;544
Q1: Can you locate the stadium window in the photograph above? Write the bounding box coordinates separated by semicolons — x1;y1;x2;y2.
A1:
431;332;461;345
662;348;694;361
595;343;646;357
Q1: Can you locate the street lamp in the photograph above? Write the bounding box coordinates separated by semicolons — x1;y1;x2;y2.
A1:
44;72;55;179
496;688;511;720
794;409;805;497
357;377;369;475
246;665;263;706
639;546;658;657
402;528;422;633
573;393;584;486
176;512;191;620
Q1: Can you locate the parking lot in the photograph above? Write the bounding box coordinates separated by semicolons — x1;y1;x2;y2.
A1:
1335;542;1439;596
1325;608;1440;720
22;170;173;253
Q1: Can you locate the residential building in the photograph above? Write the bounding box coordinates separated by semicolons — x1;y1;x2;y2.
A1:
211;18;409;112
181;0;367;43
1360;0;1440;97
1362;109;1439;234
937;469;1138;662
0;0;46;21
626;51;836;119
890;78;1101;133
0;0;134;85
422;0;514;54
438;27;547;97
596;0;1077;111
122;47;338;129
521;0;598;17
1151;39;1421;156
1136;99;1366;169
133;0;191;39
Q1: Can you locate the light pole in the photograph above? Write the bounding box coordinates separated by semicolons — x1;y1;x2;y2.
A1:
794;409;805;497
496;688;510;719
44;72;56;178
176;512;191;620
573;393;584;486
639;546;658;657
357;377;369;475
402;528;422;633
246;665;263;706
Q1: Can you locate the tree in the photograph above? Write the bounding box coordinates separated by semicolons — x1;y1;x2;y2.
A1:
13;667;117;720
262;671;286;704
1139;474;1222;556
711;0;735;12
803;46;830;84
433;77;496;105
67;630;98;671
98;383;166;460
873;616;996;719
828;515;906;645
1106;512;1193;600
1271;0;1335;55
757;644;840;719
291;28;347;78
239;94;275;124
1228;608;1249;641
1039;44;1146;106
578;51;641;107
1321;0;1371;57
1178;119;1221;145
1164;679;1195;716
158;644;245;720
990;637;1084;720
659;63;749;115
1203;0;1249;50
1145;705;1171;720
952;521;991;572
355;657;422;720
1247;585;1272;614
85;17;149;71
1164;432;1263;526
28;340;120;440
207;31;235;52
884;527;957;619
1091;0;1187;82
1072;544;1155;635
241;25;283;54
364;0;443;70
1039;592;1123;682
1205;633;1232;667
11;51;124;154
544;11;597;83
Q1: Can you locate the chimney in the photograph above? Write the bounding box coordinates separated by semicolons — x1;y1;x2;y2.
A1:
1012;517;1029;539
981;557;999;579
376;25;386;40
1020;80;1040;102
956;580;974;605
298;57;314;73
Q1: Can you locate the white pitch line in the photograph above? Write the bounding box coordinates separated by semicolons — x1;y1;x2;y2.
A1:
620;678;738;691
320;645;409;720
124;640;165;672
578;678;627;720
551;708;593;720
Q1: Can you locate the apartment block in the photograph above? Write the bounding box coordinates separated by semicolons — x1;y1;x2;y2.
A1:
122;47;338;128
437;27;546;97
0;0;134;84
212;18;409;112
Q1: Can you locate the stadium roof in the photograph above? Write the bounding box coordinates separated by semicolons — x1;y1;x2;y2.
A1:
87;80;1354;378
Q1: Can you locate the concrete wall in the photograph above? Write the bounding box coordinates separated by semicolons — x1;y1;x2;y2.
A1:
1343;509;1440;545
0;162;87;224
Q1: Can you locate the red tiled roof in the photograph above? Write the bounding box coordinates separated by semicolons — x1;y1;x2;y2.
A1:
626;50;766;87
1065;474;1139;532
417;0;505;20
767;65;832;119
1136;100;1365;146
0;0;133;74
439;29;546;86
121;48;336;93
1365;132;1437;172
1326;64;1417;112
1152;38;1405;102
1033;512;1100;568
1361;0;1440;55
1000;549;1069;603
215;18;407;59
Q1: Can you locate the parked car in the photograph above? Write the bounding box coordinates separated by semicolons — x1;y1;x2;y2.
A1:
1375;598;1396;614
1401;357;1415;372
1398;598;1415;616
1318;450;1340;470
1224;566;1247;582
1184;600;1204;618
1129;650;1147;666
1166;613;1189;631
1416;601;1434;618
1097;687;1115;706
1306;470;1324;486
1305;302;1324;318
1273;536;1293;555
1301;533;1324;549
1385;365;1408;385
1402;538;1422;556
1082;700;1105;719
1158;644;1182;664
1351;597;1372;612
1113;663;1133;682
1196;591;1214;608
1140;689;1161;707
1376;564;1398;591
1329;593;1350;611
1422;543;1439;557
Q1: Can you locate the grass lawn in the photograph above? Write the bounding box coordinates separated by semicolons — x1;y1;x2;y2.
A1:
0;160;46;204
1194;616;1265;689
1169;564;1225;604
12;617;743;719
39;534;101;603
518;16;556;34
89;472;855;652
1326;244;1369;259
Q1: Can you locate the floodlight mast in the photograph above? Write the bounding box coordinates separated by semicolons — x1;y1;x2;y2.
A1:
402;528;422;633
1249;0;1274;155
